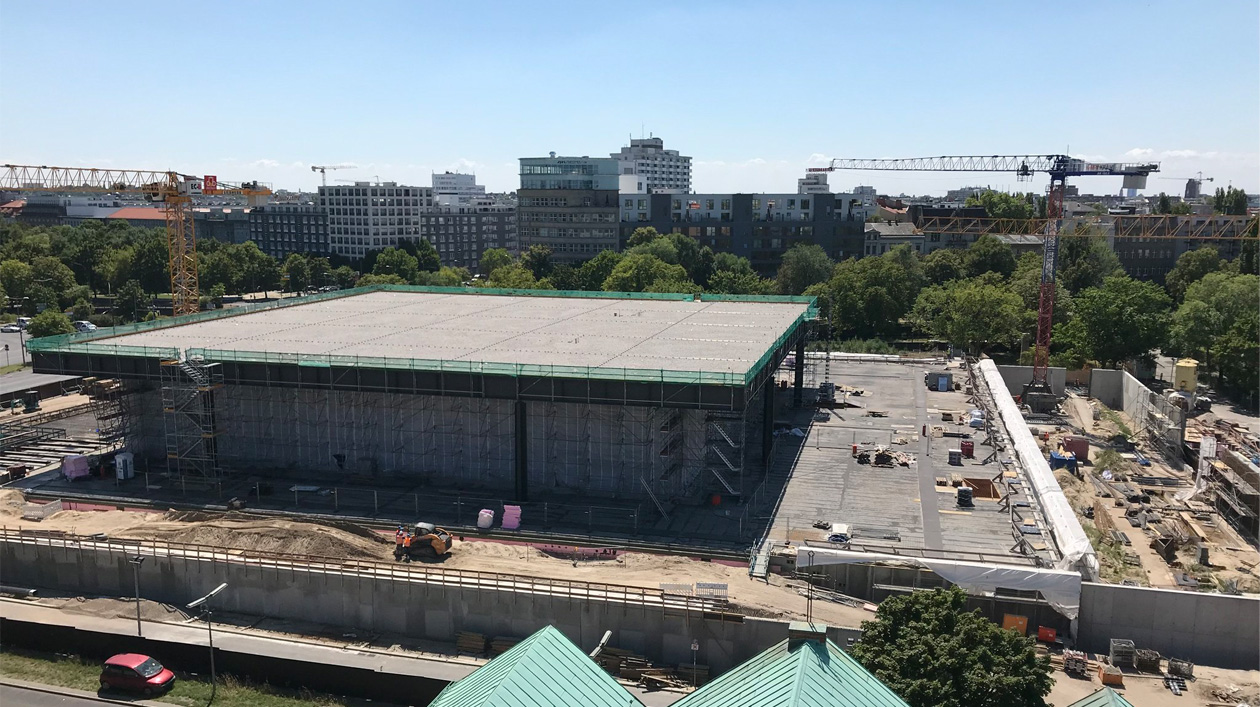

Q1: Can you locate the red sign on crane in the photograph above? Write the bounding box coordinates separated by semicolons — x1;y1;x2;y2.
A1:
203;175;218;192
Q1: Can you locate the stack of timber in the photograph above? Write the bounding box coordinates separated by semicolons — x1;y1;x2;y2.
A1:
455;631;486;656
594;646;687;688
489;636;520;656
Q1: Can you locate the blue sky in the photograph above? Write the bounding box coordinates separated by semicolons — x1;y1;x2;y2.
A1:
2;1;1256;196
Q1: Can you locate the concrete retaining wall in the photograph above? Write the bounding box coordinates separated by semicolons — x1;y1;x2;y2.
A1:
995;365;1067;398
1076;581;1259;669
0;538;857;675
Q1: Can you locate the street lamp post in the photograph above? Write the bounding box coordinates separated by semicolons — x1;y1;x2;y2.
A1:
128;556;145;636
690;639;699;689
187;583;228;706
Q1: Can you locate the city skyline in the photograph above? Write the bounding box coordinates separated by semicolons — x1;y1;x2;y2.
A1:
1;1;1257;197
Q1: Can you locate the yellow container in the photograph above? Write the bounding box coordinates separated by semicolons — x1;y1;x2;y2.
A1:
1174;358;1198;392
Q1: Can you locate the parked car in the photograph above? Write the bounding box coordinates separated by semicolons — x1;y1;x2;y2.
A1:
0;323;20;333
72;320;97;332
16;316;30;329
99;653;175;695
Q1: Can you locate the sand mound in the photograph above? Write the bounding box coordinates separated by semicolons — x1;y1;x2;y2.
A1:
0;490;25;517
56;597;191;623
120;519;391;560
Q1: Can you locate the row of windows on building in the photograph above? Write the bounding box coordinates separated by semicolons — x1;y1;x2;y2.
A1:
319;187;426;198
520;212;617;224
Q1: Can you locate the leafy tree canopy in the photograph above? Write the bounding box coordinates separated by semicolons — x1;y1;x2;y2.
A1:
776;243;834;295
27;309;75;338
852;586;1053;707
602;254;688;292
1164;246;1225;302
964;190;1036;220
479;248;514;276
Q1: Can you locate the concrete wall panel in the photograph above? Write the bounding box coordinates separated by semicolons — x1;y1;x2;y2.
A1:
1078;581;1259;668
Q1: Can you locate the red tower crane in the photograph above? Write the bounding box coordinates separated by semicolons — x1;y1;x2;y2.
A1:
811;155;1160;411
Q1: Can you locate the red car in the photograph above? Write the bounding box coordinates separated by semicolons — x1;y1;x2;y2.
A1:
99;653;176;695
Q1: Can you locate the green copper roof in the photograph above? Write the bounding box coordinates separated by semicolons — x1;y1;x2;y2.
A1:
673;631;909;707
1066;688;1136;707
428;625;640;707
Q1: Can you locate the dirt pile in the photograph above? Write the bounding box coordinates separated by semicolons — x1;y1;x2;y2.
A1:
118;517;391;560
49;596;191;623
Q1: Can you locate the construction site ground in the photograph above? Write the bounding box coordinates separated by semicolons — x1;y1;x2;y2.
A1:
1040;391;1260;594
765;358;1054;563
0;489;873;630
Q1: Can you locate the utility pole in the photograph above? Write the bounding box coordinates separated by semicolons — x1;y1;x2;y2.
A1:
187;583;228;706
128;556;145;636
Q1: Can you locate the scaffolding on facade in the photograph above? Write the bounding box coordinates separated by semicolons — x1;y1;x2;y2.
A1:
88;379;132;448
161;358;223;480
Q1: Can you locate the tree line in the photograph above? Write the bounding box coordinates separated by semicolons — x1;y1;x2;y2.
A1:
2;210;1256;403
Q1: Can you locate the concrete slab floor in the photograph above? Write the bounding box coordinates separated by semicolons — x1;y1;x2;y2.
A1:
764;360;1056;563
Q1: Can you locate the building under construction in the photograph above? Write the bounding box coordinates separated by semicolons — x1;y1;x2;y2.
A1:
28;287;814;515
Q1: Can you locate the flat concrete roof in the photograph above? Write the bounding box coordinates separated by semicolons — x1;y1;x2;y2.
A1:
0;371;79;397
767;359;1056;564
96;290;811;376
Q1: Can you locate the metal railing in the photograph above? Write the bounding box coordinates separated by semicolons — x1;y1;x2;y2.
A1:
0;527;731;614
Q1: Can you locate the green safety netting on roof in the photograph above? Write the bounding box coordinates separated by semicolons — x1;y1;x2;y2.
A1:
28;285;815;386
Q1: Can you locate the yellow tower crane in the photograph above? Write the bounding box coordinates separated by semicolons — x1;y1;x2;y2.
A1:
0;164;271;315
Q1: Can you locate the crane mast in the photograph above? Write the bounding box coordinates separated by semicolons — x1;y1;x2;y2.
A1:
1;164;270;316
817;154;1160;412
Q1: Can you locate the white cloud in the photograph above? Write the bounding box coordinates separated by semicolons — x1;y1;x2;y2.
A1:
1124;148;1154;157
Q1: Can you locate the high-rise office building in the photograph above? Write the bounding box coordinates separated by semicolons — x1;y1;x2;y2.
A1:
518;155;620;262
318;182;432;258
612;137;691;194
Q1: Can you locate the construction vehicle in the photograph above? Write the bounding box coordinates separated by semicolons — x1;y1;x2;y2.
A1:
0;164;270;316
397;522;455;561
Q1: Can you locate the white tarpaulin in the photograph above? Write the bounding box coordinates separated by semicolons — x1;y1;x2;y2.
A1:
978;360;1099;579
797;547;1083;619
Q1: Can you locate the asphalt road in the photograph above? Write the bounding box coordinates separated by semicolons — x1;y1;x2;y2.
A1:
0;684;124;706
0;330;31;367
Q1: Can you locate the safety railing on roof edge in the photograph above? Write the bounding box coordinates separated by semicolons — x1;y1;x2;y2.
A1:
24;286;378;351
0;527;730;613
25;340;181;360
186;348;749;386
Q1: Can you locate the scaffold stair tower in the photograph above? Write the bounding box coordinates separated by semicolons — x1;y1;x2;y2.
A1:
88;380;131;447
161;358;223;480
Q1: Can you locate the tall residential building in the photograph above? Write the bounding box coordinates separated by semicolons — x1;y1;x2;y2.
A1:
611;137;691;194
518;155;620;262
620;192;865;276
318;182;432;258
432;172;485;198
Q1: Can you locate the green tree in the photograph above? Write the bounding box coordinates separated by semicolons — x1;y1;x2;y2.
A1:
1212;186;1249;215
372;247;420;284
308;257;333;289
626;226;662;247
1156;192;1173;215
208;283;226;307
964;235;1017;278
282;253;312;292
332;265;359;289
414;238;441;272
776;243;833;295
1169;200;1192;215
852;587;1052;707
911;278;1024;354
356;273;408;286
626;237;679;264
602;254;688;292
1061;276;1171;368
576;250;623;291
233;242;282;294
1164;246;1223;302
1168;271;1260;397
479;248;514;276
0;260;33;300
644;277;702;295
70;298;93;321
965;190;1036;219
811;245;925;340
711;251;758;278
416;266;471;287
484;263;541;289
130;231;171;294
1057;236;1122;293
542;263;581;290
26;309;75;338
113;280;149;322
520;245;554;280
707;269;776;295
921;248;966;285
1008;252;1071;327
